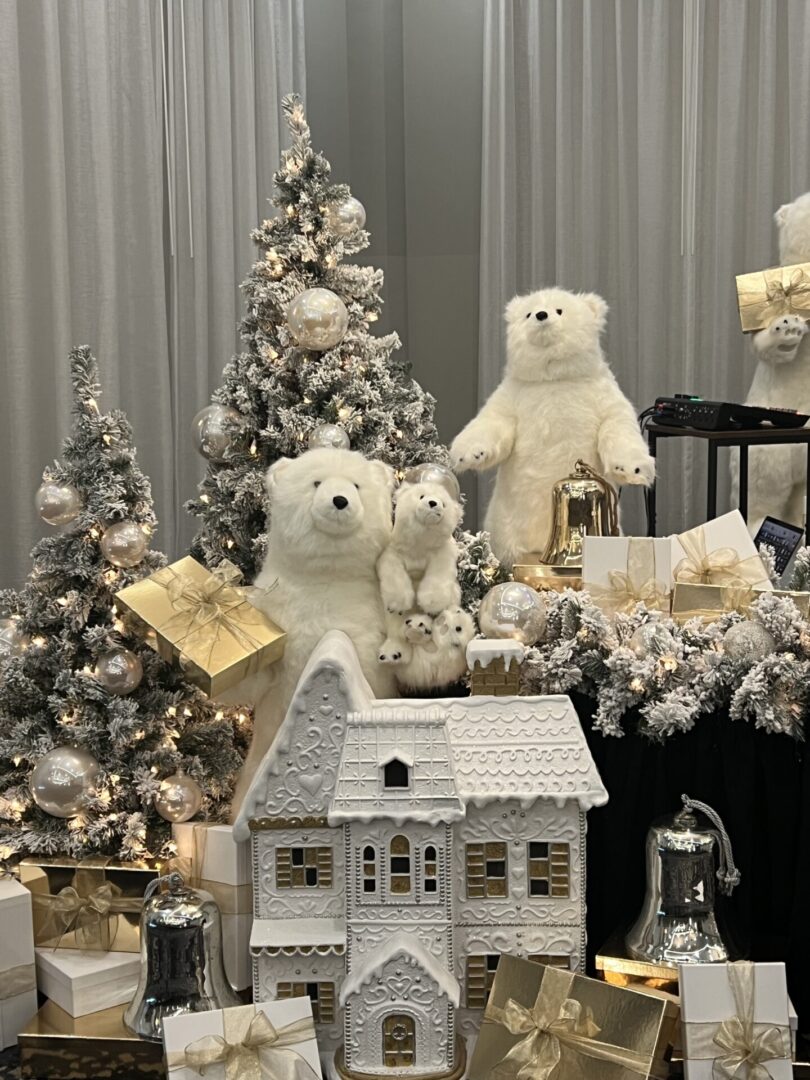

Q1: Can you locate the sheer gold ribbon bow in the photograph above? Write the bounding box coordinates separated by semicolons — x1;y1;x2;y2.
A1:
739;265;810;329
34;880;140;950
0;963;36;1001
673;526;769;589
168;823;251;915
487;968;652;1080
168;1007;319;1080
590;538;670;616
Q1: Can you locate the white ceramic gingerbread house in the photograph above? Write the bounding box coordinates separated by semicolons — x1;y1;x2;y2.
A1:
233;631;607;1079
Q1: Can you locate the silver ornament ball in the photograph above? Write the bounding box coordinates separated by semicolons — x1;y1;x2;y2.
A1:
478;582;546;645
192;404;246;462
29;746;101;818
0;619;29;662
722;620;776;663
308;423;351;450
402;463;461;503
629;621;675;658
94;649;143;695
286;288;349;351
155;772;203;823
326;195;366;237
100;521;149;568
36;481;82;526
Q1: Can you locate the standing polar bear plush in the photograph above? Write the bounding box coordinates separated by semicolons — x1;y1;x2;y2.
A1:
229;447;396;809
731;192;810;533
451;288;654;566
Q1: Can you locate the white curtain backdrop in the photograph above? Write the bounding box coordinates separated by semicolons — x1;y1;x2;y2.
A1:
478;0;810;538
0;0;304;586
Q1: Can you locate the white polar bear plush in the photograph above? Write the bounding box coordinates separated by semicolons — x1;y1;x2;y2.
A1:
450;288;654;566
731;191;810;534
394;607;476;692
229;447;397;810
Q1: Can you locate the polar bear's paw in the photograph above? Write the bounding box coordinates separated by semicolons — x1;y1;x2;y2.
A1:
382;586;416;615
607;453;656;487
404;614;433;643
417;582;459;615
378;638;412;665
450;433;499;473
755;314;809;361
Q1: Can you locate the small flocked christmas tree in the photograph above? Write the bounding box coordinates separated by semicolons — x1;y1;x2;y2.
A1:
188;95;502;610
0;348;249;862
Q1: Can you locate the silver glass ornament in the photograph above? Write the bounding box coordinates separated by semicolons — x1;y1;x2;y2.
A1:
29;746;101;818
124;873;241;1041
100;521;149;568
35;481;82;526
191;404;246;462
478;582;546;645
326;195;366;236
402;462;461;503
722;620;776;662
308;422;350;450
629;621;675;658
94;649;143;695
0;619;29;663
286;287;349;351
155;772;203;823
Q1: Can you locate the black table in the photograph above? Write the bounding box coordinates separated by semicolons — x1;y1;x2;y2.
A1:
645;423;810;535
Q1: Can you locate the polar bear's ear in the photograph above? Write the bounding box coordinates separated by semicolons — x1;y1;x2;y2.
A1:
580;292;609;330
265;457;292;498
505;294;530;323
775;203;791;228
369;459;396;494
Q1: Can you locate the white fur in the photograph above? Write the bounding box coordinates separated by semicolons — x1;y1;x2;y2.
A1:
450;288;654;566
731;191;810;534
394;607;475;692
231;448;396;810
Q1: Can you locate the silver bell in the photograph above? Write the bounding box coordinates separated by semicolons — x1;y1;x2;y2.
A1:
124;872;240;1041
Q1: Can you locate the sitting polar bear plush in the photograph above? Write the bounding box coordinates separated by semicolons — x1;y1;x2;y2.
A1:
451;287;654;566
731;191;810;534
230;447;397;809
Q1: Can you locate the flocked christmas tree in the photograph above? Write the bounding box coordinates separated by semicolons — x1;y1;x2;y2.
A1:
188;94;502;609
0;348;249;861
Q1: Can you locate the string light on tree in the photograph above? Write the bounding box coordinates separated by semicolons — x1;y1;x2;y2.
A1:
100;520;149;568
35;481;82;526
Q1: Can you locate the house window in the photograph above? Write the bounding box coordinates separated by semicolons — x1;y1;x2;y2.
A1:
528;953;572;970
527;841;570;897
465;842;508;898
363;845;377;894
276;846;333;889
466;954;501;1008
277;981;335;1024
383;758;410;789
383;1014;415;1067
389;834;411;894
423;844;438;894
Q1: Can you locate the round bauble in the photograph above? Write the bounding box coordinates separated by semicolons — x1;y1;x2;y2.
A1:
402;462;461;503
629;621;675;658
722;620;776;663
0;619;29;662
308;423;350;451
286;288;349;351
100;521;149;568
29;746;101;818
478;582;546;645
35;481;82;526
155;772;203;823
326;196;366;237
94;649;143;695
192;404;246;462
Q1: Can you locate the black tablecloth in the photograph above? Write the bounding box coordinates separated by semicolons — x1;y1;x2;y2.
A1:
577;692;808;1026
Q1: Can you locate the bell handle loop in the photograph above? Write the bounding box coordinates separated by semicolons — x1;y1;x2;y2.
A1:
575;459;620;537
144;870;186;901
681;794;741;895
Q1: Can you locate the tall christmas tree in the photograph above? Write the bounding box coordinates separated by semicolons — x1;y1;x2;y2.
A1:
188;95;502;608
0;348;249;862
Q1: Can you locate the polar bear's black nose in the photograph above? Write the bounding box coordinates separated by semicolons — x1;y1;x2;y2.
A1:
428;500;438;508
333;495;349;510
536;310;548;321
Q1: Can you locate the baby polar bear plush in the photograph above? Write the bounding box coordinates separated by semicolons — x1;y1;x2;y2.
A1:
451;287;654;567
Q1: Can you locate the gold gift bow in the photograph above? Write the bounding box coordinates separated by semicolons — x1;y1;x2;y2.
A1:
682;962;790;1079
589;538;670;615
33;881;141;951
152;560;268;670
739;265;810;327
486;967;652;1080
673;525;769;589
0;963;36;1001
168;823;252;916
167;1007;319;1080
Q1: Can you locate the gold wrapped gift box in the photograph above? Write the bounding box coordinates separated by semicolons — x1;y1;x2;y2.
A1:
20;856;157;953
469;954;679;1080
736;261;810;333
671;583;810;624
115;555;285;697
512;556;582;593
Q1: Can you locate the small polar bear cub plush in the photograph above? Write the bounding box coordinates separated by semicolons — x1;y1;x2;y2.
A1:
451;287;654;567
395;607;476;692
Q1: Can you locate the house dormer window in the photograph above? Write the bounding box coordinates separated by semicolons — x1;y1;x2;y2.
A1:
389;834;411;894
383;758;410;790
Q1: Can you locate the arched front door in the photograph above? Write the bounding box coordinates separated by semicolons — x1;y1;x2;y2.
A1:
383;1013;415;1068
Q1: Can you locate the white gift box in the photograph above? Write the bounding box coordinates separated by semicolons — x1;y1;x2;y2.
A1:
163;996;320;1080
671;510;772;590
34;947;140;1018
680;961;792;1079
582;536;673;614
0;876;38;1049
172;823;253;990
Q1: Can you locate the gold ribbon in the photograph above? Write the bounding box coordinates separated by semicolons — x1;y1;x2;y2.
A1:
738;265;810;329
590;538;670;616
674;525;769;589
486;967;652;1080
682;963;791;1079
167;823;252;916
167;1006;319;1080
33;880;142;951
0;963;36;1001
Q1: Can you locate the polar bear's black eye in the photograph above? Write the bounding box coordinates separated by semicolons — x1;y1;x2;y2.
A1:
313;481;321;488
526;312;532;319
353;483;360;490
420;494;425;500
455;626;463;632
556;308;563;315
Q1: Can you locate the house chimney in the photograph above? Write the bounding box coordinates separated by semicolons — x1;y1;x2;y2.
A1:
466;640;524;696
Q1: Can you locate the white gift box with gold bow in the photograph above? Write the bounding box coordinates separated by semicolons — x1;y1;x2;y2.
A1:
0;875;38;1049
582;537;673;617
670;512;772;594
163;997;321;1080
680;961;792;1080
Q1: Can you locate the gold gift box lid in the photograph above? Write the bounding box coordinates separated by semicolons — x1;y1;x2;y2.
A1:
671;582;810;622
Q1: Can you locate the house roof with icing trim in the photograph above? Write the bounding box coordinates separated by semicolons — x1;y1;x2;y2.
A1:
339;931;461;1008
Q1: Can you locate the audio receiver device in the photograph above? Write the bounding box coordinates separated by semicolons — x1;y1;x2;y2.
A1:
652;395;810;431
